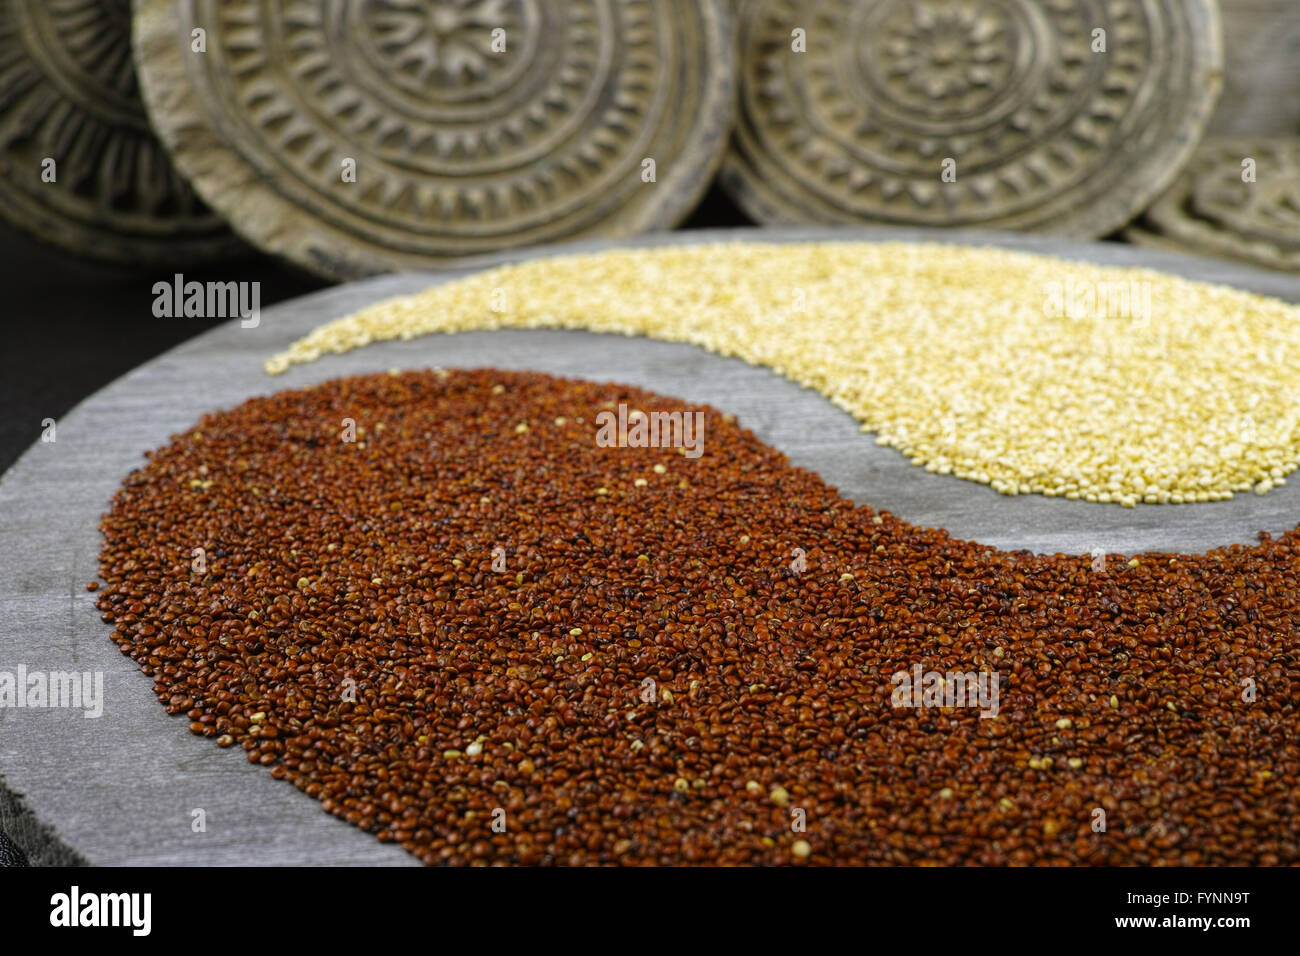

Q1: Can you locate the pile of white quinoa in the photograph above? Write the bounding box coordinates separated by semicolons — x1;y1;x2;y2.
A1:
266;242;1300;506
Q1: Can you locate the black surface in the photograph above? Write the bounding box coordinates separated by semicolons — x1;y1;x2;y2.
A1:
0;826;27;867
0;221;326;474
0;862;1277;938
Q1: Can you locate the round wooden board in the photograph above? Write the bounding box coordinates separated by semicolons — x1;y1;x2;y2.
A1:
1125;138;1300;274
1207;0;1300;138
720;0;1223;238
0;0;241;266
132;0;735;280
4;226;1300;865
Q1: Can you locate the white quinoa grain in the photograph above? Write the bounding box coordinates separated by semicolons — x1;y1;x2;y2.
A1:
266;242;1300;504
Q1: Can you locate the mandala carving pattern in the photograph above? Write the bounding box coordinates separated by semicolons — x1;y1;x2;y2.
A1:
721;0;1221;238
135;0;733;278
1127;138;1300;274
0;0;238;264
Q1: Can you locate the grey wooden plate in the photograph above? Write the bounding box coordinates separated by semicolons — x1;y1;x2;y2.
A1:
4;226;1300;865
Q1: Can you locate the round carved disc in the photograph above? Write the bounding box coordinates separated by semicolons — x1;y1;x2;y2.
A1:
720;0;1223;238
0;0;241;265
1206;0;1300;139
1125;138;1300;273
133;0;735;280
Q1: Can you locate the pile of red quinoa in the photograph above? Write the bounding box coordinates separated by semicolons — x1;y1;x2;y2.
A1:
96;369;1300;864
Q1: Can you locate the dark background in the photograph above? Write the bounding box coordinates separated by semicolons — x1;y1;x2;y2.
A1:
0;184;750;475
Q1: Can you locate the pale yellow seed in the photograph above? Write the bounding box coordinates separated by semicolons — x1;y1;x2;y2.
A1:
265;242;1300;504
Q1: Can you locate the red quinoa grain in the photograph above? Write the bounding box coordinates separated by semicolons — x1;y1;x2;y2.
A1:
96;369;1300;865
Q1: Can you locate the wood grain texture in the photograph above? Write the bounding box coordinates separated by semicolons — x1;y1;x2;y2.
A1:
1208;0;1300;137
4;226;1300;865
